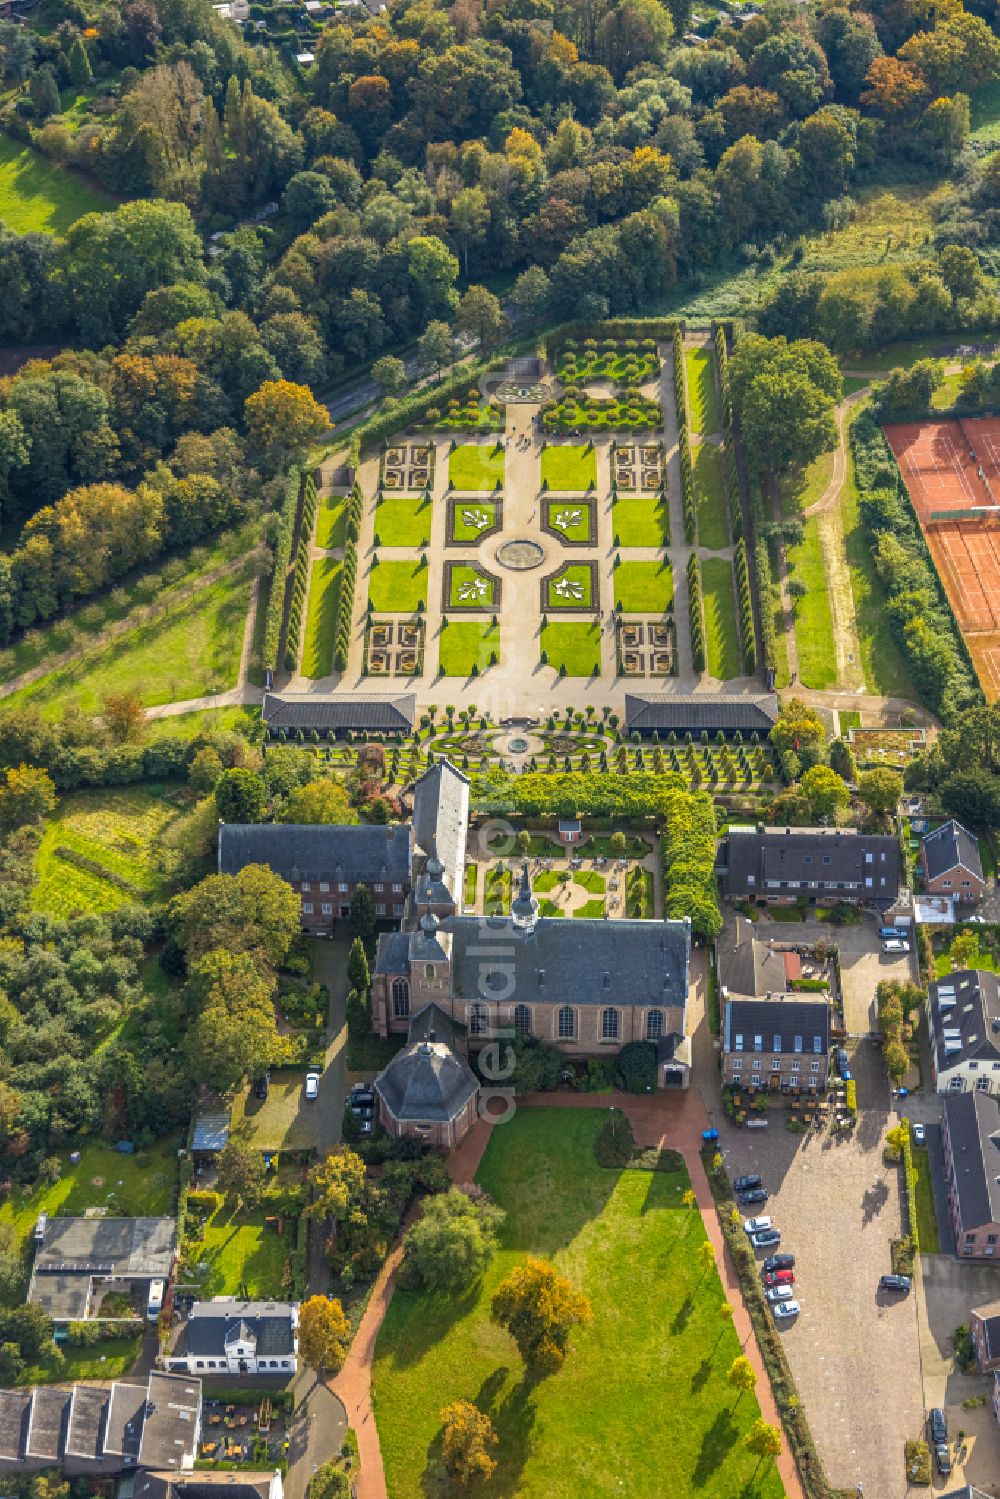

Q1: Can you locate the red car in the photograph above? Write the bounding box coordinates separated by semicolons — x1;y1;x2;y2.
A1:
763;1269;795;1288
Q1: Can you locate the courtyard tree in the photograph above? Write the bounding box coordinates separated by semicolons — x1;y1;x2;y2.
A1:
884;1038;909;1082
610;830;627;854
440;1400;499;1484
744;1418;782;1477
402;1186;505;1292
297;1294;350;1378
727;1354;757;1405
281;778;357;825
170;865;301;969
215;1135;266;1211
950;928;982;970
349;883;376;940
309;1463;350;1499
347;936;370;993
215;768;267;824
800;764;850;822
858;767;904;818
307;1146;367;1234
491;1255;591;1375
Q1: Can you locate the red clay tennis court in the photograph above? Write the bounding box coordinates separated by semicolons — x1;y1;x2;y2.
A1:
885;417;1000;699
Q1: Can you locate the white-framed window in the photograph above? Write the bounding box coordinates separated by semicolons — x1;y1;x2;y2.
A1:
731;1059;742;1073
321;903;332;915
392;882;403;892
514;1004;532;1038
646;1008;664;1041
320;881;329;892
976;1076;991;1091
392;977;409;1019
558;1005;575;1039
393;904;403;915
374;883;384;893
771;1059;781;1072
338;883;348;893
601;1007;620;1041
810;1059;820;1072
301;882;311;892
302;902;314;914
791;1060;800;1072
376;903;386;915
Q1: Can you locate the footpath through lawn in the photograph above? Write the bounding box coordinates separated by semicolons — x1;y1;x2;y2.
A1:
372;1108;784;1499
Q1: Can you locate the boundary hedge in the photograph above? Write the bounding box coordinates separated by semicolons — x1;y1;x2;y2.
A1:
262;466;300;674
749;474;777;678
734;537;755;673
333;482;363;672
284;474;317;672
687;552;705;672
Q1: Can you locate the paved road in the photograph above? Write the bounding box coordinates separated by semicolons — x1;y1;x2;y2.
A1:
305;936;352;1298
285;1370;349;1499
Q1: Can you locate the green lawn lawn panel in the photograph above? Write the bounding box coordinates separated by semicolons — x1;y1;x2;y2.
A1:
541;620;601;674
375;497;432;548
315;495;347;549
548;501;593;543
701;558;741;680
449;443;505;491
694;444;729;551
372;1109;783;1499
541;444;598;491
613;498;669;547
302;557;341;678
368;559;428;613
685;347;721;436
614;560;673;614
546;564;593;610
439;620;499;676
448;564;496;610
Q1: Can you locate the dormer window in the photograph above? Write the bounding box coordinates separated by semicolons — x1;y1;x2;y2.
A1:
773;1034;781;1053
753;1034;763;1052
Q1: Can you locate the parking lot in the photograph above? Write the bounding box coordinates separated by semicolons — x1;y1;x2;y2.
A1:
720;1037;924;1498
752;914;917;1034
917;1255;1000;1493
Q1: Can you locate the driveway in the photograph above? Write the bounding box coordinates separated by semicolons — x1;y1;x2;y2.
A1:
305;936;352;1297
750;914;918;1034
719;1038;923;1498
917;1255;1000;1493
285;1369;349;1499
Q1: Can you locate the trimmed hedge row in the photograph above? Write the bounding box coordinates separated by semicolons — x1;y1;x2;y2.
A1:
723;441;743;542
734;537;756;673
749;474;777;677
679;424;695;542
901;1118;920;1255
333;482;363;672
354;357;504;459
262;466;300;673
714;323;732;427
687;553;706;672
283;475;318;672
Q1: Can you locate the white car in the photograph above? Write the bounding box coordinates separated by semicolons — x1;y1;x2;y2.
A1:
304;1071;320;1100
883;939;911;954
766;1285;795;1303
773;1299;800;1319
912;1123;926;1145
743;1216;772;1235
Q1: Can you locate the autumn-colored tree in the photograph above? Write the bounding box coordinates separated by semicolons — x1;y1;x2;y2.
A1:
715;1301;734;1348
0;764;56;830
281;779;358;825
491;1256;591;1375
860;56;927;119
857;767;903;818
102;691;147;744
244;380;330;472
727;1355;757;1405
769;698;825;754
440;1400;499;1484
744;1418;782;1475
884;1038;909;1082
682;1188;697;1210
170;864;301;968
698;1240;716;1276
307;1147;367;1231
297;1294;350;1377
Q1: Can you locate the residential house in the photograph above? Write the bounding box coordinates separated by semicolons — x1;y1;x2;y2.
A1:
371;863;692;1139
28;1216;176;1323
163;1300;298;1377
940;1089;1000;1258
135;1474;283;1499
718;826;901;909
921;820;986;904
721;997;830;1092
926;970;1000;1095
624;693;778;739
0;1372;201;1476
970;1300;1000;1372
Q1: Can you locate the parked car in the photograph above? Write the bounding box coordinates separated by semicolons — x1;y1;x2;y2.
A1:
763;1269;795;1287
879;1273;912;1293
883;938;911;954
773;1300;800;1320
253;1073;270;1101
934;1444;952;1477
743;1216;772;1235
733;1174;763;1192
751;1229;781;1249
912;1123;925;1145
763;1253;795;1273
304;1071;320;1101
350;1085;375;1114
836;1047;850;1077
766;1284;795;1303
929;1409;947;1444
737;1188;769;1206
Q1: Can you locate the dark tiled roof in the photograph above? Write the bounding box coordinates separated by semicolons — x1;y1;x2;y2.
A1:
0;1389;31;1462
624;693;778;734
723;997;829;1057
373;930;410;975
923;819;984;883
136;1373;201;1470
135;1476;275;1499
929;970;1000;1074
722;827;900;904
184;1301;295;1358
218;822;412;885
64;1384;108;1461
407;1001;467;1048
411;760;469;910
943;1089;1000;1230
375;1039;478;1123
262;692;415;732
972;1301;1000;1360
446;914;691;1008
717;919;797;998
